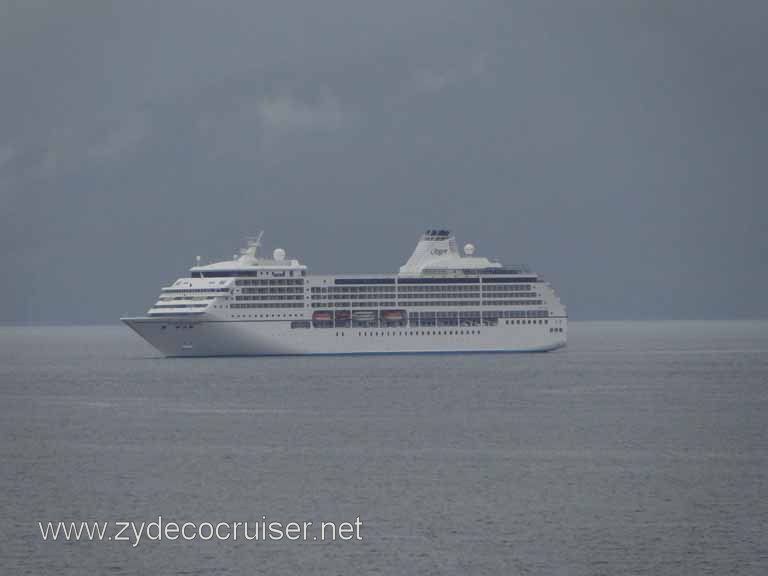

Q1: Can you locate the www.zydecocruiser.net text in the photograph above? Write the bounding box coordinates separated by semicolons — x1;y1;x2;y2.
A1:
38;516;363;546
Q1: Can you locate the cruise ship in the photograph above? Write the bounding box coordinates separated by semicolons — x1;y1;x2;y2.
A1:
121;230;567;357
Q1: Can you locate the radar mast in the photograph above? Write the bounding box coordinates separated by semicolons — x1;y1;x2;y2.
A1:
241;231;264;259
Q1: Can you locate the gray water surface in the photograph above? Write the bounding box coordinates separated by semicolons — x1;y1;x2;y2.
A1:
1;321;767;574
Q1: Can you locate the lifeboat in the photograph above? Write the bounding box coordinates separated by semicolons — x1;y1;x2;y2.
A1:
382;310;405;321
312;311;332;321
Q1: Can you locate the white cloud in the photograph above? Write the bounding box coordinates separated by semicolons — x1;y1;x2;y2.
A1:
197;92;346;165
257;94;342;131
409;52;490;95
412;69;453;94
0;146;16;170
87;110;150;160
22;109;151;178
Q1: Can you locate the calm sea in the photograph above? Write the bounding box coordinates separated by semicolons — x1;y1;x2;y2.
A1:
1;321;766;575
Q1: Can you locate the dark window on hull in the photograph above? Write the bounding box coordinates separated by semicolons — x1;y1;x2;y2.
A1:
481;277;539;283
398;277;479;284
335;278;396;285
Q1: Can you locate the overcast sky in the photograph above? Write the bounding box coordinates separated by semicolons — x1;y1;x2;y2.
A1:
1;0;766;323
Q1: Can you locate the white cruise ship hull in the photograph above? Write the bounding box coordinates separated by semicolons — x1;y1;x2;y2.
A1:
122;317;567;358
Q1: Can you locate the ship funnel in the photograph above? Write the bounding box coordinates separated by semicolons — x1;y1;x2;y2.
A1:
399;229;459;274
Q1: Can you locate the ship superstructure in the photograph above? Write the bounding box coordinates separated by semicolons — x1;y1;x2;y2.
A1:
121;230;567;356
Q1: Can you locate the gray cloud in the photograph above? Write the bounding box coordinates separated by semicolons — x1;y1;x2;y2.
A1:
0;0;766;323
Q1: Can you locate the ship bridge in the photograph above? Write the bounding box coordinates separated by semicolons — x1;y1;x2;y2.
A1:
189;233;306;278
